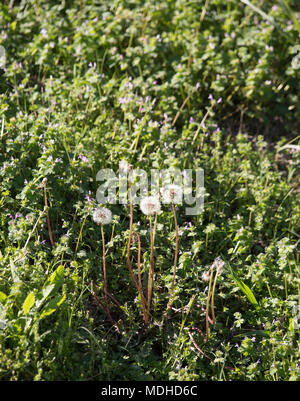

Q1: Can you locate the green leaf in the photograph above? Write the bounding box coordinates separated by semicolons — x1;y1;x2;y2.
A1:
44;265;64;291
39;294;66;320
10;259;19;282
233;275;258;306
0;291;7;304
22;292;35;314
227;262;258;306
35;284;55;310
289;317;295;334
42;284;55;299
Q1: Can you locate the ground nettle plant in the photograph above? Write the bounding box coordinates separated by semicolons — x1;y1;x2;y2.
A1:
0;0;299;381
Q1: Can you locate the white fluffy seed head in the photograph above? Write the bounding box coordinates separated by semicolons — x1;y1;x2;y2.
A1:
140;196;161;216
202;270;211;282
160;184;183;204
92;207;112;225
211;256;225;274
119;159;132;174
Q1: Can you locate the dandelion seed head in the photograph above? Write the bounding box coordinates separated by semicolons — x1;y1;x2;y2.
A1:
160;184;183;204
92;207;112;225
119;159;132;174
140;196;161;216
211;256;225;274
202;270;211;282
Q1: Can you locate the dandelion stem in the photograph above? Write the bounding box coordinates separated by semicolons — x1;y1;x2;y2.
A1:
127;184;148;325
127;183;139;291
23;211;43;251
134;232;149;326
152;212;158;243
43;180;54;247
101;224;114;325
167;202;179;311
205;268;214;342
147;215;155;314
74;215;87;259
210;270;219;324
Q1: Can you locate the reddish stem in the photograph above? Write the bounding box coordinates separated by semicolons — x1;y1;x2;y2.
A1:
101;225;114;325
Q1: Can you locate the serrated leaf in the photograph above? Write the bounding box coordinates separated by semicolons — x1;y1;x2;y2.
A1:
22;292;35;314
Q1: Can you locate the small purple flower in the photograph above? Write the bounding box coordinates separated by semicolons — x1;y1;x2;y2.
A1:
40;28;48;39
78;154;89;164
208;93;213;101
253;359;260;368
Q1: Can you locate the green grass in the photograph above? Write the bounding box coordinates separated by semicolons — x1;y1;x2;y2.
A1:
0;0;299;381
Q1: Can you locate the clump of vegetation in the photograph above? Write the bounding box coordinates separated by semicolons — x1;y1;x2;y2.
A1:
0;0;299;381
